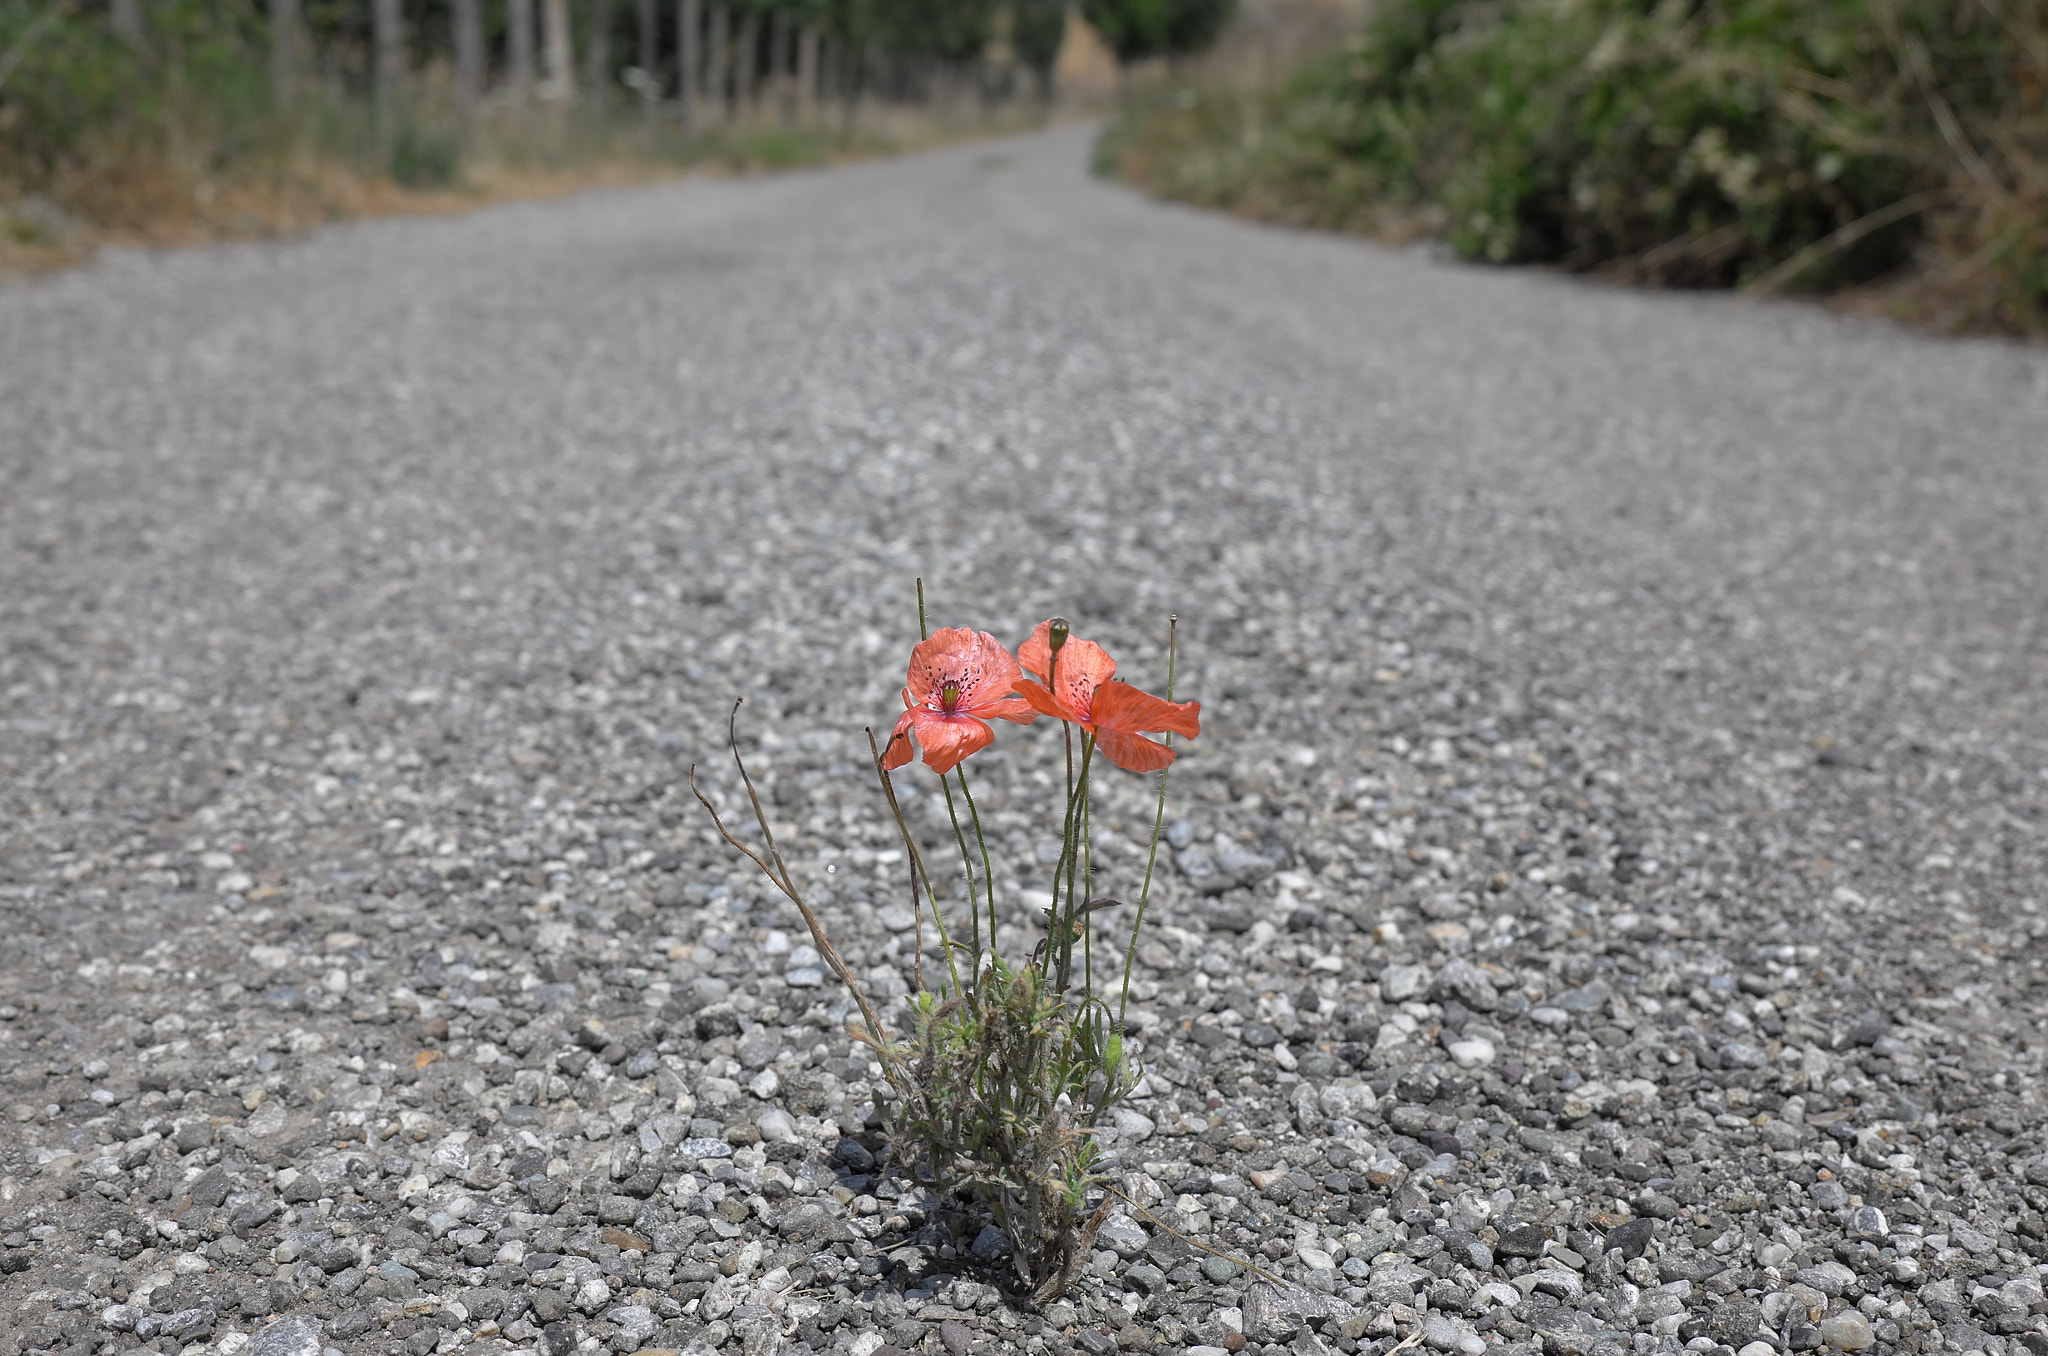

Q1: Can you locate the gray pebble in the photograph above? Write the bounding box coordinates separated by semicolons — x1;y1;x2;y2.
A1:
248;1316;324;1356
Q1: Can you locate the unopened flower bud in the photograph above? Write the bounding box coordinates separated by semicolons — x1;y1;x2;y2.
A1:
1047;618;1069;655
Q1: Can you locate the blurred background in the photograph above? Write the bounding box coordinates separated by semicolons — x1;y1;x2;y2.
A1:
1;0;2042;332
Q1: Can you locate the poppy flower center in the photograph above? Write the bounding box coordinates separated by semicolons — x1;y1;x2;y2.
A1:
939;681;962;712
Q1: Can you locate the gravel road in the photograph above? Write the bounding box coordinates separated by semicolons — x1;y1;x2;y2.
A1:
4;124;2048;1356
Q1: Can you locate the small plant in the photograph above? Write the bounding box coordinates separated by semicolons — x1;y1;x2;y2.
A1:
693;594;1198;1305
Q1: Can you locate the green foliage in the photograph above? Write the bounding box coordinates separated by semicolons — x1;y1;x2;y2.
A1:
0;0;1029;249
389;119;462;187
1081;0;1236;67
863;0;998;62
1101;0;2048;328
1010;0;1065;88
1;1;249;179
1315;0;1939;283
891;961;1128;1302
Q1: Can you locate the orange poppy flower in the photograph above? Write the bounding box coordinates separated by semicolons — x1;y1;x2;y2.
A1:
1014;620;1200;772
881;628;1038;775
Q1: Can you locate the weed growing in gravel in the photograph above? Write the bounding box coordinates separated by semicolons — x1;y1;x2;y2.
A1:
694;595;1198;1305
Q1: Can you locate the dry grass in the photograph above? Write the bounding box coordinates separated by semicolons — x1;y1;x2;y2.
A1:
0;102;1062;285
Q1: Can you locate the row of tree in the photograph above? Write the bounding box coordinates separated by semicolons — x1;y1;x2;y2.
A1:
102;0;1241;118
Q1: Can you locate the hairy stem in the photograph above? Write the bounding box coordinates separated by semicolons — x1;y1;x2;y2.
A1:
954;761;1001;968
938;773;982;970
1053;736;1096;992
1119;615;1178;1024
867;727;960;997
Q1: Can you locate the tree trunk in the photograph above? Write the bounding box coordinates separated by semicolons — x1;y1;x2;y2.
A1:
858;40;878;121
453;0;484;115
768;8;789;122
796;23;817;124
706;4;729;125
373;0;403;117
508;0;537;103
584;0;613;100
634;0;656;106
734;9;758;120
110;0;143;45
677;0;702;130
541;0;574;101
268;0;300;102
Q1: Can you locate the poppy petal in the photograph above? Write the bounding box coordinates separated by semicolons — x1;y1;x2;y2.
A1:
1012;679;1072;723
977;694;1041;725
909;710;995;775
905;627;1027;717
1048;638;1116;723
880;708;916;770
1094;727;1176;773
1017;620;1055;684
1090;681;1201;739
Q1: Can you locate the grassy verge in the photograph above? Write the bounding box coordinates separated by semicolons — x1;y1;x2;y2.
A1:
0;101;1043;279
1098;0;2048;336
0;4;1050;280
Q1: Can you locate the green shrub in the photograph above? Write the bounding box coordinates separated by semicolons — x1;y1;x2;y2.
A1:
388;120;462;188
1326;0;1937;284
1102;0;2048;328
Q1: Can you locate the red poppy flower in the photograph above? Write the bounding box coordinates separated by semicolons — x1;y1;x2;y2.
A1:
881;628;1038;775
1014;620;1200;772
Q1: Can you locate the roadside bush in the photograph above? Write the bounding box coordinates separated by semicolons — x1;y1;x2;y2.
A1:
1101;0;2048;331
389;120;463;189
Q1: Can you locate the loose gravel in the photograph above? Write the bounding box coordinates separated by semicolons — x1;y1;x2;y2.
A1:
3;125;2048;1356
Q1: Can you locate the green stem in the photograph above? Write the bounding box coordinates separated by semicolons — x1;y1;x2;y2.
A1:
866;728;961;997
1080;765;1095;998
1054;736;1095;992
937;773;982;973
1119;616;1178;1025
1041;714;1074;985
954;761;1000;965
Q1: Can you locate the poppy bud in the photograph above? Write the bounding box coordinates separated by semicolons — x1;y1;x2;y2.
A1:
1047;618;1069;655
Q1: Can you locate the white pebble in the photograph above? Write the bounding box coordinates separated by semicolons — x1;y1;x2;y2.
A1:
1820;1311;1875;1351
1447;1037;1496;1067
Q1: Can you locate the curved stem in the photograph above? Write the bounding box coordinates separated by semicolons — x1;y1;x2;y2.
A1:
693;701;892;1074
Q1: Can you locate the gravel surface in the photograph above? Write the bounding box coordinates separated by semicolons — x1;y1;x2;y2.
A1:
4;124;2048;1356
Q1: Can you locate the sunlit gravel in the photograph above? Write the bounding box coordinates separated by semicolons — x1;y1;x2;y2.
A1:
3;125;2048;1356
